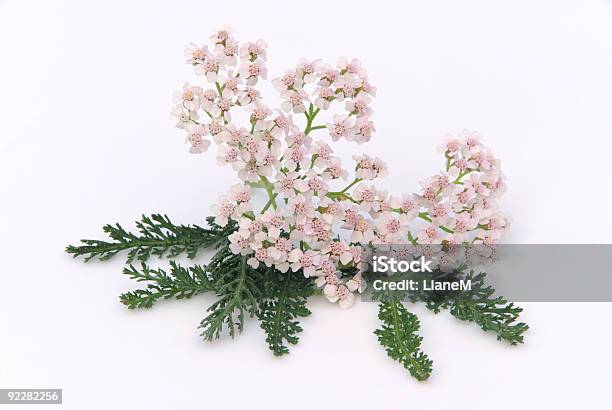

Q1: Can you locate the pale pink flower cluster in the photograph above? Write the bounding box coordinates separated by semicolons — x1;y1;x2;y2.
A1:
172;29;510;309
272;57;376;144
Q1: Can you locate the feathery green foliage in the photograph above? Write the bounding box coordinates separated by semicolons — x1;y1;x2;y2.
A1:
67;214;528;381
257;269;313;356
119;261;215;309
375;299;433;381
199;250;262;341
66;215;234;263
426;271;528;345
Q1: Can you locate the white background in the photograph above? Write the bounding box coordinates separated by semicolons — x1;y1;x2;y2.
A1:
1;0;612;409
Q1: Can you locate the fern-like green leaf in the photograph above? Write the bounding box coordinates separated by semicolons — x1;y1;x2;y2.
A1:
426;271;528;345
66;215;235;263
375;300;433;381
257;269;313;356
119;261;215;309
199;253;262;341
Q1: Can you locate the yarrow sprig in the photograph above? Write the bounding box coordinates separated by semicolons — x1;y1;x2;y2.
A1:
68;27;526;382
171;26;511;309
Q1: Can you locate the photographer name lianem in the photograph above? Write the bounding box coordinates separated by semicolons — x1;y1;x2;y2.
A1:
372;279;472;292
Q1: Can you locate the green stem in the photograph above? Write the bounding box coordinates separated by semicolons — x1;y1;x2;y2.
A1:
339;178;361;194
261;192;278;213
325;178;362;202
258;176;278;212
452;169;473;184
417;212;454;234
304;104;323;135
214;81;224;96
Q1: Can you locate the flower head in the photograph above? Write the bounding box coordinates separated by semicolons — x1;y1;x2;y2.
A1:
171;29;510;309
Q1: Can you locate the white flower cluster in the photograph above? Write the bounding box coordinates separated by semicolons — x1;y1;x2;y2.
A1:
171;28;511;309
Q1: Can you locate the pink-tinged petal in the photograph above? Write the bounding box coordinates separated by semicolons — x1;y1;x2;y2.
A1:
215;215;228;227
268;226;280;239
288;249;301;262
247;258;259;269
339;252;353;265
323;284;337;297
346;279;358;292
339;293;355;309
